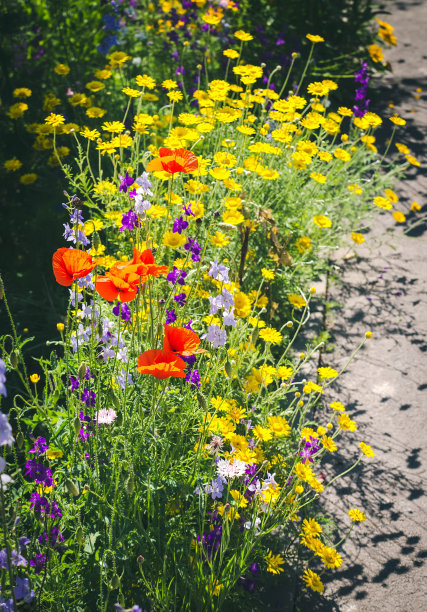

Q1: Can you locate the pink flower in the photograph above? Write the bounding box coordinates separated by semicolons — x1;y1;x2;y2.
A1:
96;409;117;425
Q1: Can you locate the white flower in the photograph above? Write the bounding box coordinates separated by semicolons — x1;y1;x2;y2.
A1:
96;409;117;425
216;458;246;480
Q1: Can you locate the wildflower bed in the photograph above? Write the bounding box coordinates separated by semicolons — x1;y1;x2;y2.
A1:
0;11;423;612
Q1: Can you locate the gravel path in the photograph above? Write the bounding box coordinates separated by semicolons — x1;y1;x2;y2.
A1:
295;1;427;610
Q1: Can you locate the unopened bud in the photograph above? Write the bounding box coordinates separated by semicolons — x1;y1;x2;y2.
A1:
137;555;144;565
65;479;79;496
92;231;101;251
126;474;135;495
10;350;19;369
108;390;120;411
251;327;259;344
75;526;85;544
16;432;24;449
197;392;207;410
224;360;233;378
78;362;87;380
0;277;4;300
111;574;120;589
74;416;81;436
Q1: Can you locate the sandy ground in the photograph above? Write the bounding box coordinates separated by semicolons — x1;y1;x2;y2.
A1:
265;1;427;610
297;1;427;610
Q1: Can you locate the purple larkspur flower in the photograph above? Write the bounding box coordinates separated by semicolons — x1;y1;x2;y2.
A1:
174;293;187;307
299;436;321;463
173;215;188;234
81;388;96;408
165;309;177;324
185;368;200;388
167;266;187;286
112;302;131;322
119;209;139;232
119;171;134;193
25;460;53;487
30;552;47;574
28;437;49;456
182;202;194;217
184;238;201;262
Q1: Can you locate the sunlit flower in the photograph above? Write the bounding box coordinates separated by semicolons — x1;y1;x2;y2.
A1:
303;569;324;592
348;508;366;522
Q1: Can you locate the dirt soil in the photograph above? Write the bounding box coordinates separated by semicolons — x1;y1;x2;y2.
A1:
266;1;427;610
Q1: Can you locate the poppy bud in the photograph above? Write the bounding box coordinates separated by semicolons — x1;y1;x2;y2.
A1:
75;526;85;544
65;479;79;496
111;574;120;589
224;360;233;378
78;362;87;380
137;555;144;565
16;432;24;449
92;231;101;251
10;350;19;369
74;416;81;436
108;390;120;410
197;392;207;410
126;474;135;495
251;328;259;344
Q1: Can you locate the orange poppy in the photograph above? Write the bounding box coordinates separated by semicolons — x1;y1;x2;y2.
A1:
96;267;140;302
124;247;169;279
52;248;96;286
113;248;168;280
137;349;186;379
146;148;198;174
96;248;168;302
163;324;203;357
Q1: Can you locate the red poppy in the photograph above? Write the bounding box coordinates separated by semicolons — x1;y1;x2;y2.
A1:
162;324;203;357
137;349;186;379
52;248;96;286
146;148;198;174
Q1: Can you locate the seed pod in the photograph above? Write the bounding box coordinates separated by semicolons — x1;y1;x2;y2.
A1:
126;474;135;495
197;392;207;410
111;574;120;589
75;526;84;544
74;416;81;436
16;432;24;449
10;350;19;369
224;360;233;378
77;362;87;380
65;479;79;496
